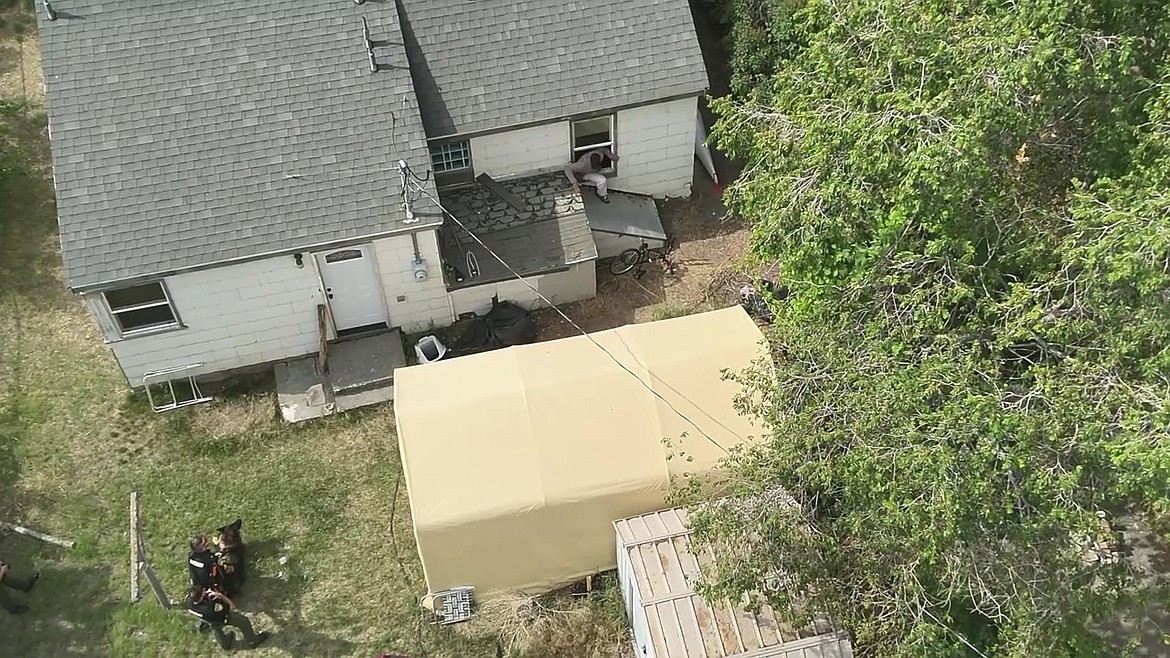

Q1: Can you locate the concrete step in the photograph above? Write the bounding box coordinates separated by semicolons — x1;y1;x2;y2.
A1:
275;328;405;422
275;357;335;423
333;374;394;396
327;328;405;394
334;384;395;413
331;323;392;343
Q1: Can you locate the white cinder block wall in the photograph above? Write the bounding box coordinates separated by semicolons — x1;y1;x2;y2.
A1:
372;230;454;333
612;97;698;198
466;96;699;199
447;264;596;316
470;122;570;179
94;229;456;385
91;255;326;385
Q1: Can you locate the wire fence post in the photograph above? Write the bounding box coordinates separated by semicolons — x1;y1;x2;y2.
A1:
129;491;141;602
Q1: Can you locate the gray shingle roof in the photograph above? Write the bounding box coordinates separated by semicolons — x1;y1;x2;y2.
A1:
39;1;437;290
396;0;709;139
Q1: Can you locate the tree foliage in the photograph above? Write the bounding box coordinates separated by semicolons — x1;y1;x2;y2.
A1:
684;0;1170;656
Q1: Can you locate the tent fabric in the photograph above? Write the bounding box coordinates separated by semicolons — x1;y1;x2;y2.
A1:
394;306;767;597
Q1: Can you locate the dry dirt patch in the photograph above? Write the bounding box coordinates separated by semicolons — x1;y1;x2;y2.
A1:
535;187;754;340
0;31;43;106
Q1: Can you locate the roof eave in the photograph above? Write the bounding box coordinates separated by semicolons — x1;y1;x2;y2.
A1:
67;218;444;294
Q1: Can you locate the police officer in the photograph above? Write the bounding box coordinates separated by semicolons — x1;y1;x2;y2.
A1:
0;557;39;615
187;535;218;589
185;585;269;650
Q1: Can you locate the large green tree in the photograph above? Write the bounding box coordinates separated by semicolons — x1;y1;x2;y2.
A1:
683;0;1170;656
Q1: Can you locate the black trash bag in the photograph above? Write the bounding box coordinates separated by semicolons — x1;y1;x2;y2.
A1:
484;297;536;347
447;313;492;352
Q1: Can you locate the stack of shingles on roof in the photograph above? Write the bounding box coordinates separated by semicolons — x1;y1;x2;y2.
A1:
439;172;595;280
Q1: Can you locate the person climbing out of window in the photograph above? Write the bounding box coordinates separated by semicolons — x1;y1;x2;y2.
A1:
565;147;620;203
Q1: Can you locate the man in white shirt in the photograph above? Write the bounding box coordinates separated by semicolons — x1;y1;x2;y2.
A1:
564;147;620;203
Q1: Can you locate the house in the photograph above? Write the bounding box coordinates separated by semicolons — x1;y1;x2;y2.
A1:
393;307;764;597
36;0;709;389
614;506;855;658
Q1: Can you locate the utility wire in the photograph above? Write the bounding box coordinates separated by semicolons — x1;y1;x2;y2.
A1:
400;172;739;456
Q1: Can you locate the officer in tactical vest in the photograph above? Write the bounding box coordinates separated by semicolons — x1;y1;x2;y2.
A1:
188;535;218;589
185;585;269;650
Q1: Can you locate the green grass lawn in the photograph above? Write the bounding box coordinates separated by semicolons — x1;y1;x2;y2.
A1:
0;39;625;658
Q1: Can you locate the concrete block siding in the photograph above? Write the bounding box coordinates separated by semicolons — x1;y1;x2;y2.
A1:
462;97;699;199
97;254;327;385
98;231;455;385
470;122;570;180
593;232;667;261
448;263;596;317
611;97;698;198
372;231;455;333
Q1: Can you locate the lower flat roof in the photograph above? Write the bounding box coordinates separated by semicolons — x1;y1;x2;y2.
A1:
583;192;667;241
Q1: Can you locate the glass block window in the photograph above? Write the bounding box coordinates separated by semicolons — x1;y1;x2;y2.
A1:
429;141;472;172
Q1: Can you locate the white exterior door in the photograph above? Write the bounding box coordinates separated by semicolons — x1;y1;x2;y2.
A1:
317;245;387;331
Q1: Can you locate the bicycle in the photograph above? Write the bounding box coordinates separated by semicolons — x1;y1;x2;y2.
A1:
608;236;679;278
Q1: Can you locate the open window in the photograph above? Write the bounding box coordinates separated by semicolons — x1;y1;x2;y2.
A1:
104;282;180;336
570;115;615;172
429;140;475;187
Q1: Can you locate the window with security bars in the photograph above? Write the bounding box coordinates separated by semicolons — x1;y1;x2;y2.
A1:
429;141;472;172
104;282;179;335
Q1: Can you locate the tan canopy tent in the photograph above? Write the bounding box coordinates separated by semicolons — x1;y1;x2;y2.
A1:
394;306;766;597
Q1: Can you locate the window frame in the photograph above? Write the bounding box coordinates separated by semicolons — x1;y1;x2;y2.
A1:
102;281;182;337
570;114;617;174
428;140;475;187
429;141;473;173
